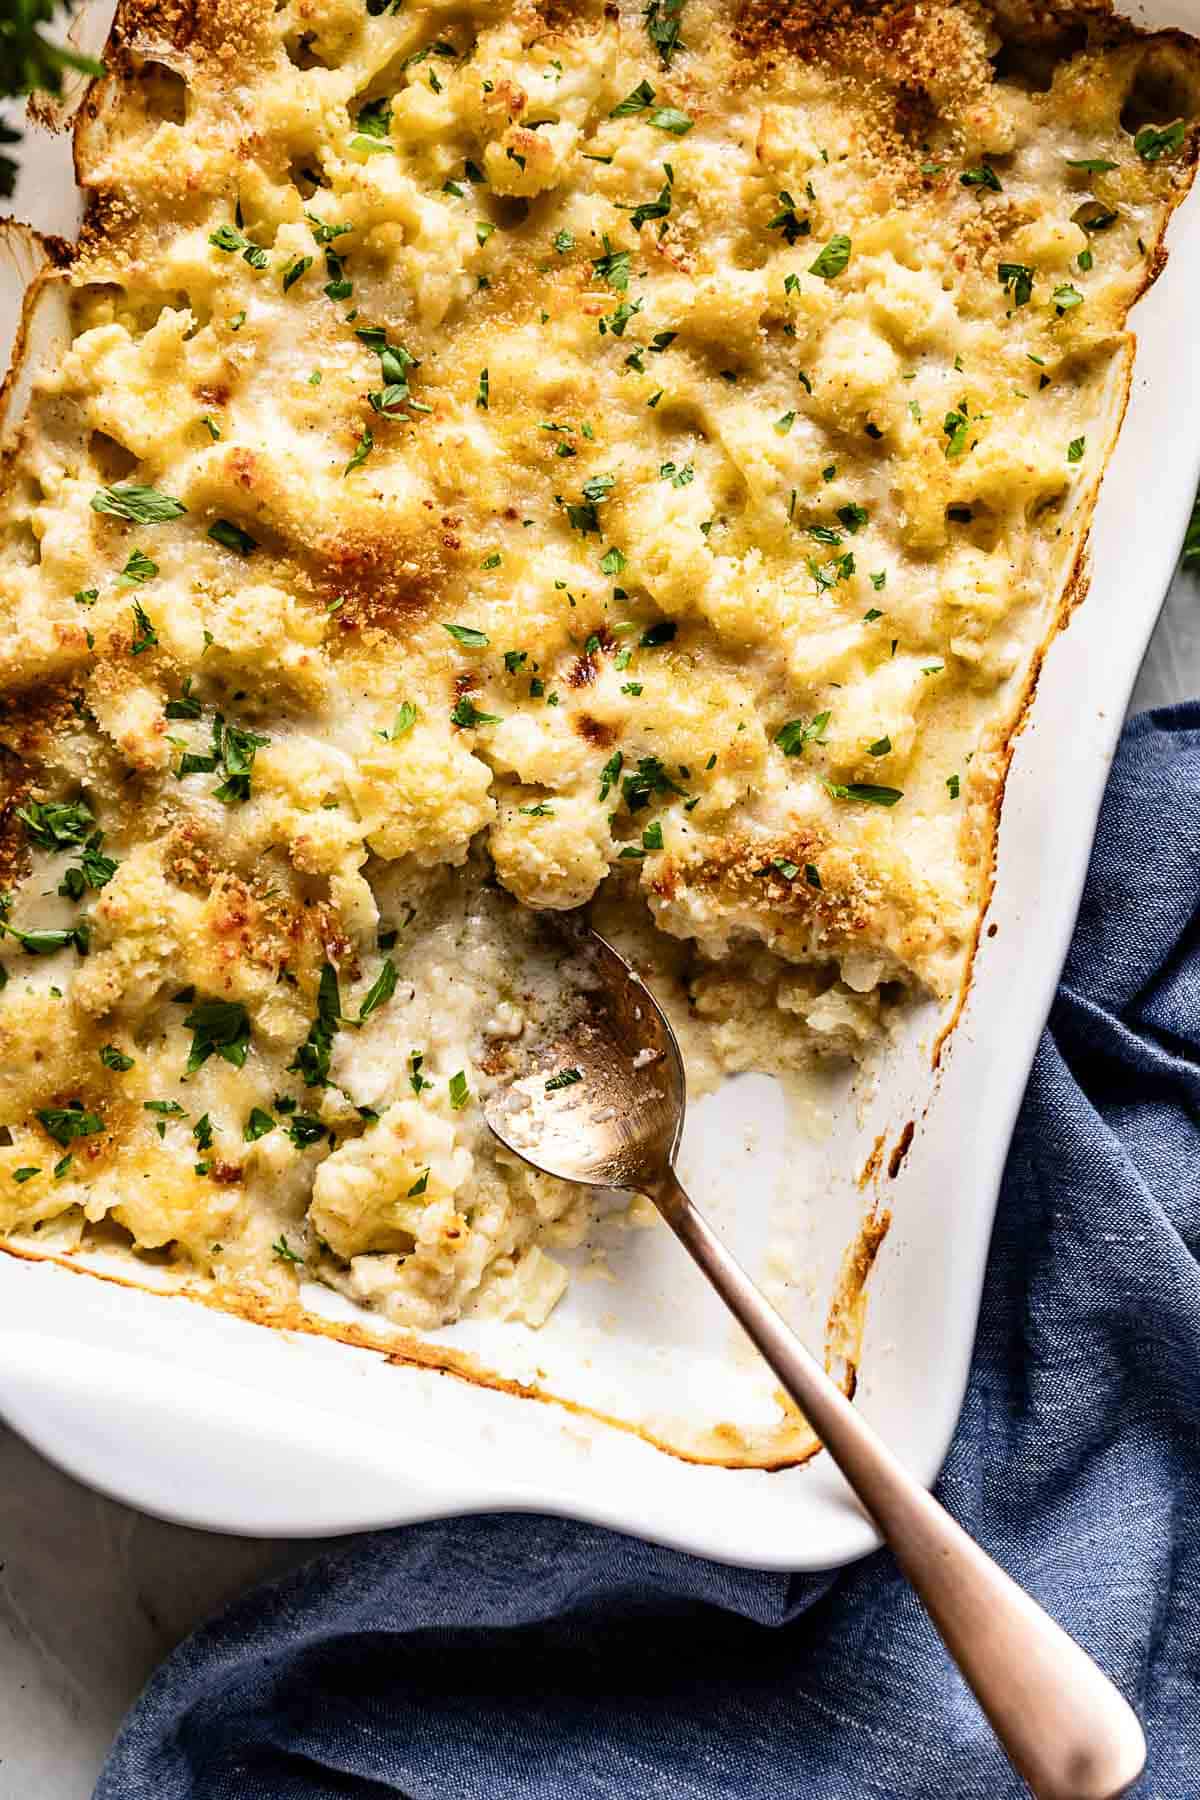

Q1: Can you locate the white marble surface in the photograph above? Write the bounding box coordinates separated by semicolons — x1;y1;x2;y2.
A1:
0;563;1194;1800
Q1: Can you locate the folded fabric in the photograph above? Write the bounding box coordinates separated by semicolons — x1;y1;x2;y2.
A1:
95;704;1200;1800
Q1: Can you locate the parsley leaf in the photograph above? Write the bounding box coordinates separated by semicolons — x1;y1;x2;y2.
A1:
998;262;1034;306
36;1103;103;1147
960;164;1001;192
99;1044;134;1071
290;962;341;1087
824;781;903;806
611;79;656;117
183;997;251;1073
591;237;631;291
644;0;685;66
207;519;256;556
450;697;501;728
1134;121;1186;163
357;959;398;1023
91;484;185;524
130;600;158;655
651;106;692;135
443;622;489;647
344;426;374;475
809;234;851;280
545;1067;582;1092
775;712;830;756
17;798;94;849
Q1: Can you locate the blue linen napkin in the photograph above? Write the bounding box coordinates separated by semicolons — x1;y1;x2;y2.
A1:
96;703;1200;1800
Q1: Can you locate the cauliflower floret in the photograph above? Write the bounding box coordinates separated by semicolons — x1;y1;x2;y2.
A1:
308;1099;472;1259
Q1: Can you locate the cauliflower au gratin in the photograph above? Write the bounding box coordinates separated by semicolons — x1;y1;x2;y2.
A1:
0;0;1196;1332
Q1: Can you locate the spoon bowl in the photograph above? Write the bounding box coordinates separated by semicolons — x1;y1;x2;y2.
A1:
484;923;683;1190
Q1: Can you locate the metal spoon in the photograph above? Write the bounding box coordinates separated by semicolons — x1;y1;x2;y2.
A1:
484;922;1146;1800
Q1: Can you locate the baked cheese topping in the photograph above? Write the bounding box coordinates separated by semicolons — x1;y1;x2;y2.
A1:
0;0;1196;1329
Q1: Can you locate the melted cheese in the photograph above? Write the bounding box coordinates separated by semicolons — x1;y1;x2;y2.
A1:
0;0;1196;1327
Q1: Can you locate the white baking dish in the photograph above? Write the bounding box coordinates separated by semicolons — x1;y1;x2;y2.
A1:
1;1;1198;1570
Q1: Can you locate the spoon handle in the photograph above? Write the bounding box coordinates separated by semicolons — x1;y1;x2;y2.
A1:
649;1168;1146;1800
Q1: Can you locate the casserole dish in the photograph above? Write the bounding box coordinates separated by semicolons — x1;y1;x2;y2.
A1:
0;0;1198;1570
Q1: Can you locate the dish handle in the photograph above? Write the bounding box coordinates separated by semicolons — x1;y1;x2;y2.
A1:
0;1331;493;1536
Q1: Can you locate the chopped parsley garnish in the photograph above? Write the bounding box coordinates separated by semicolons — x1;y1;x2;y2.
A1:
837;502;869;534
407;1168;430;1197
36;1102;103;1148
450;697;500;728
129;600;158;655
244;1108;276;1142
272;1235;305;1265
353;94;393;139
808;234;851;280
998;262;1034;307
17;798;94;849
344;426;373;475
1067;156;1118;172
600;546;626;577
207;519;256;556
775;711;830;756
476;367;489;410
1053;283;1083;314
377;701;418;741
946;774;961;799
622;755;685;811
13;1168;39;1183
519;803;555;816
208;222;270;266
1134;121;1186;163
553;228;574;254
503;650;528;674
120;548;158;587
1073;200;1118;232
183;998;251;1074
660;461;694;486
356;958;398;1023
99;1044;134;1071
0;918;89;956
805;864;822;889
599;750;624;800
768;191;810;247
57;834;116;898
282;255;313;291
448;1069;470;1109
868;736;892;757
651;107;692;135
869;573;886;592
642;820;664;850
774;411;796;434
625;176;672;232
286;1115;327;1149
1068;436;1086;463
591;238;631;292
942;407;970;459
611;79;656;117
960;164;1001;192
443;622;489;647
409;1049;430;1094
824;781;903;807
481;551;502;570
644;0;685;66
74;587;98;606
89;483;186;525
290;961;341;1088
545;1067;582;1092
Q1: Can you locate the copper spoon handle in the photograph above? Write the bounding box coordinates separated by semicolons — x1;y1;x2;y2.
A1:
648;1168;1145;1800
